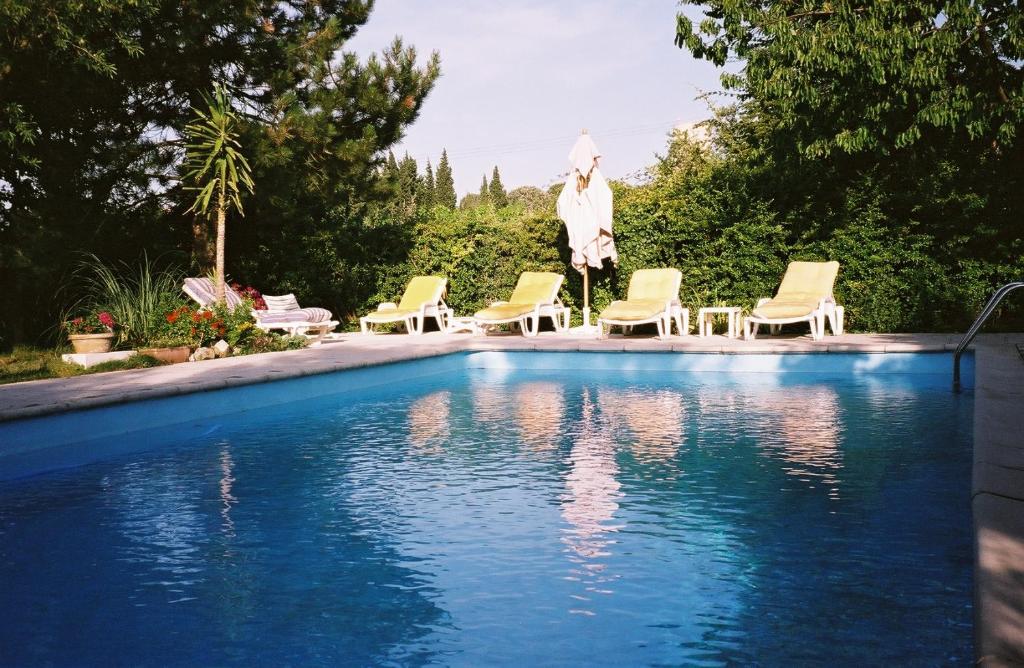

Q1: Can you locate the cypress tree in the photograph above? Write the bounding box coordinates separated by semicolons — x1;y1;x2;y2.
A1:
479;174;490;204
435;149;457;209
489;165;507;207
398;152;419;202
422;159;435;208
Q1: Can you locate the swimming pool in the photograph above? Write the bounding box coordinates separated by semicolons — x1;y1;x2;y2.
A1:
0;353;974;665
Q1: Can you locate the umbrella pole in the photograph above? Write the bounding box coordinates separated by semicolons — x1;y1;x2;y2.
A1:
582;265;590;330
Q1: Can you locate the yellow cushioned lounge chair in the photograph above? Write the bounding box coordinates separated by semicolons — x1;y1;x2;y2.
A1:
597;268;687;338
743;261;844;341
360;276;451;335
473;272;569;337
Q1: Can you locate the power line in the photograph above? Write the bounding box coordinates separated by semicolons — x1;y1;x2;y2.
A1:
443;119;683;161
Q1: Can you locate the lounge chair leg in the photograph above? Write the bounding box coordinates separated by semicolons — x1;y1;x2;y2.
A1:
809;317;821;341
744;319;756;340
677;310;688;336
360;318;371;335
829;305;845;336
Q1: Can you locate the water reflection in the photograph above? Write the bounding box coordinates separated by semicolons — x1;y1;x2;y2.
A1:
561;390;623;613
598;388;685;462
515;382;565;451
218;445;236;540
105;460;207;588
408;390;451;453
472;384;508;427
749;386;844;497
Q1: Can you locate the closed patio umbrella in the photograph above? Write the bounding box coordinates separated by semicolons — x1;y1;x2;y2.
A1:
557;131;617;331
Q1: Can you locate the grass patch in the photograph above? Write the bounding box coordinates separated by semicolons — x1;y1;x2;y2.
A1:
0;347;165;386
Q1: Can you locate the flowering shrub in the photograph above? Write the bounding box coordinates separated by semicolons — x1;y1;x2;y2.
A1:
230;282;267;310
190;309;228;345
65;311;116;335
151;299;259;348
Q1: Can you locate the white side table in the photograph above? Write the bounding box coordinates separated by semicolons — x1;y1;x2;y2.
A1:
447;316;476;334
697;306;742;338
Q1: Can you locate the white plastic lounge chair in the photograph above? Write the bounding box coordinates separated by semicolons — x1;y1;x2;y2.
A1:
597;268;687;338
743;261;844;341
359;276;451;335
183;277;339;344
473;272;569;337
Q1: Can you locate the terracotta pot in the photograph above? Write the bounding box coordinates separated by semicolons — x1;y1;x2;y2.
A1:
137;346;191;364
68;333;116;354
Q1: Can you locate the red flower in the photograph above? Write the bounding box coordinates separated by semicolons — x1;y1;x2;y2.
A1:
166;311;178;324
97;312;114;329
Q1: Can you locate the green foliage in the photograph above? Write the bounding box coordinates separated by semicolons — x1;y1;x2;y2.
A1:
422;161;436;208
0;347;163;386
670;1;1024;332
234;333;308;355
434;149;457;209
676;1;1024;157
183;83;255;304
1;1;439;346
155;299;258;348
508;186;556;216
479;174;490;204
334;127;1021;334
183;84;254;219
489;166;508;207
70;253;185;348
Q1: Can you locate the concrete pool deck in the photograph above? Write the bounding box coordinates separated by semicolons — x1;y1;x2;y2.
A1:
0;330;1022;664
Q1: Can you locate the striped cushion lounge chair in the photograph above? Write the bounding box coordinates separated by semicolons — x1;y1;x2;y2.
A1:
360;276;451;335
183;278;338;343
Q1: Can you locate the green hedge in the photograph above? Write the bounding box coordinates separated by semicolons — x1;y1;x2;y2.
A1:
326;137;1021;333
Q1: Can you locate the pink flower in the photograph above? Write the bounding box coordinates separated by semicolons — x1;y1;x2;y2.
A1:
98;312;115;329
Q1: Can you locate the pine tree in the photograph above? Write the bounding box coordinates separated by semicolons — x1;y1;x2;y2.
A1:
421;159;435;208
489;165;507;207
435;149;457;209
479;174;490;204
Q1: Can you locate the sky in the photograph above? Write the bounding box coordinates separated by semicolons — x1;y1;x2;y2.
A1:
346;2;727;196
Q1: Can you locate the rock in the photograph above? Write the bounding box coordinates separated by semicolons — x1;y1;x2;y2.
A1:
192;346;215;362
213;340;231;358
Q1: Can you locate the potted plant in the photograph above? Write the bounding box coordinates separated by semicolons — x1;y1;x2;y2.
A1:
65;311;117;353
136;305;195;363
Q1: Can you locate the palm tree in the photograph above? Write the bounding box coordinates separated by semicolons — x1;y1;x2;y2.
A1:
183;84;254;305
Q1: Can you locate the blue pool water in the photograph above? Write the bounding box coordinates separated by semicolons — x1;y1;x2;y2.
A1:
0;354;973;665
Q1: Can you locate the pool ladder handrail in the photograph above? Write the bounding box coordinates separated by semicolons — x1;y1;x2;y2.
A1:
953;281;1024;392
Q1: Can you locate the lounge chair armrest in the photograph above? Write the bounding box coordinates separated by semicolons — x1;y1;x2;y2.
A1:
755;297;771;307
377;302;398;311
490;300;509;306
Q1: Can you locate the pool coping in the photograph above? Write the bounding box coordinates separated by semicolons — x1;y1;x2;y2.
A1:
0;331;995;422
1;330;1022;663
